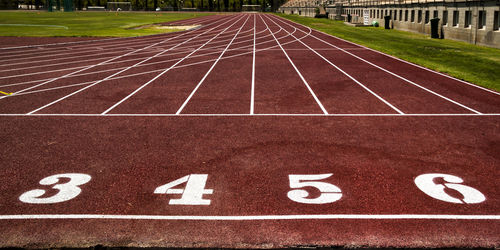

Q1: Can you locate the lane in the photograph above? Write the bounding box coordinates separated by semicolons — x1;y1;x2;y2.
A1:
273;16;500;114
0;19;278;94
0;21;255;95
264;14;399;114
341;47;500;113
33;15;247;115
269;15;477;114
0;16;237;77
106;15;255;114
7;21;292;114
253;14;323;114
0;15;240;114
178;15;256;114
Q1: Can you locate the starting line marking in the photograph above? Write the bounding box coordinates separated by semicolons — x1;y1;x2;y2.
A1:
0;113;500;117
0;91;12;96
0;214;499;220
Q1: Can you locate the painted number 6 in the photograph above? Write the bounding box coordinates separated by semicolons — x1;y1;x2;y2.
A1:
415;173;486;204
19;173;92;204
287;173;342;204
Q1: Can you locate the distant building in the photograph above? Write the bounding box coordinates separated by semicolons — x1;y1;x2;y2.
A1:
279;0;500;48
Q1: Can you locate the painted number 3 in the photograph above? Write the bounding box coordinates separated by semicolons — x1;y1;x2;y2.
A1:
19;173;92;204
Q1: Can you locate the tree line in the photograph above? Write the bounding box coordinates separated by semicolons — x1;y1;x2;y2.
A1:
6;0;287;11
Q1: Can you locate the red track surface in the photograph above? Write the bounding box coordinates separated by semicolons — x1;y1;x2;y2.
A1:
0;13;499;248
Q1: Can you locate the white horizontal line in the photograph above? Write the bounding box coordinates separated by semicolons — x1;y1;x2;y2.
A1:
0;214;498;220
0;24;69;29
0;113;500;117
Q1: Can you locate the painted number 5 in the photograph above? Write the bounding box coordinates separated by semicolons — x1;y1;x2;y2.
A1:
19;173;91;204
415;173;486;204
287;173;342;204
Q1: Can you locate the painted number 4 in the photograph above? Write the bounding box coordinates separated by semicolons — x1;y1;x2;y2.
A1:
287;173;342;204
154;174;213;205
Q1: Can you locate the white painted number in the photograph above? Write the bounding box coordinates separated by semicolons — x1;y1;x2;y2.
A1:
19;173;91;204
415;173;486;204
154;174;213;205
287;173;342;204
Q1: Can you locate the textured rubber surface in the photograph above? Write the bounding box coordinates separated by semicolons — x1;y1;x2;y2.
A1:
0;13;498;248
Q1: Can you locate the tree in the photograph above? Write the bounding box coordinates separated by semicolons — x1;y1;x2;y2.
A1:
0;0;18;9
223;0;227;11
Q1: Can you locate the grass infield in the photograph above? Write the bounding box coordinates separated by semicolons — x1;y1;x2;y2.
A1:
0;11;213;37
276;13;500;92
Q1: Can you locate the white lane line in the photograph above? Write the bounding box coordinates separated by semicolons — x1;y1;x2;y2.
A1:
0;23;249;73
0;25;268;81
2;26;293;96
0;24;68;29
250;14;257;115
0;23;256;69
1;113;499;116
299;21;500;97
0;214;498;220
0;17;229;61
266;15;403;115
260;14;328;115
27;15;242;115
8;32;291;98
0;15;226;55
175;15;251;115
103;15;249;115
273;16;490;113
0;18;227;103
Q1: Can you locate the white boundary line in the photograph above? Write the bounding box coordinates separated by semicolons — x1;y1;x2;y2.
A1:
0;25;277;82
2;26;306;98
27;15;243;115
0;214;498;220
175;15;251;115
0;24;68;29
0;16;232;102
250;14;257;115
0;23;257;70
0;15;223;52
1;113;499;117
0;25;258;69
276;14;500;97
0;31;279;92
265;15;403;115
104;15;249;115
0;22;249;73
260;14;328;115
270;15;482;115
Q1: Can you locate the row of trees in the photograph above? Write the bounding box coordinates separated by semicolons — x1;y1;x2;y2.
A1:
9;0;286;11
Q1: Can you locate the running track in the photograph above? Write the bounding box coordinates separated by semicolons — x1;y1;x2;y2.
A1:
0;13;499;248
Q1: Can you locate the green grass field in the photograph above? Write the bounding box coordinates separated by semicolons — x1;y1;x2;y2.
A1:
0;11;213;37
276;13;500;92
